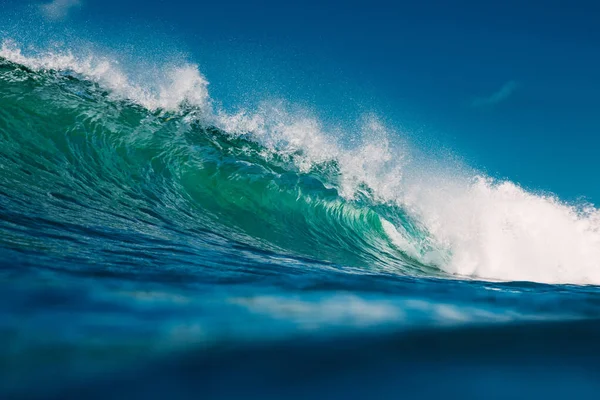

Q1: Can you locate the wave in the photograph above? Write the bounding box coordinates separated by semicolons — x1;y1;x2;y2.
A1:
1;40;600;285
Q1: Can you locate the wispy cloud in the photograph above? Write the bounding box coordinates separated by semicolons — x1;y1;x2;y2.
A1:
39;0;82;21
471;80;518;108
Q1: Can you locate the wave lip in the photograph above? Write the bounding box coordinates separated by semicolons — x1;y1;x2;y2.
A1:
0;40;211;112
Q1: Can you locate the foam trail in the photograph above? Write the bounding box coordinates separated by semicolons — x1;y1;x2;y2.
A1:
2;40;600;285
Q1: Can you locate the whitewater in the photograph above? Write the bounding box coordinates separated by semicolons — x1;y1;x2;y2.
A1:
2;39;600;399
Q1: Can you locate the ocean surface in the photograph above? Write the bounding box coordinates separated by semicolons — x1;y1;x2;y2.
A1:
1;39;600;399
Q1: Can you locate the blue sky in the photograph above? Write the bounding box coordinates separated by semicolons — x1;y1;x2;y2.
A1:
4;0;600;204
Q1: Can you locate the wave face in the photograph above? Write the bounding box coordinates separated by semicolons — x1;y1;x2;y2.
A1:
2;41;600;285
0;44;438;281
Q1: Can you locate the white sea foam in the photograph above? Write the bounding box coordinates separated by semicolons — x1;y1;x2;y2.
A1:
0;40;211;113
402;176;600;284
2;40;600;285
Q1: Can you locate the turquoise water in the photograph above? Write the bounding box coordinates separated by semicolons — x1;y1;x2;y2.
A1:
2;42;600;399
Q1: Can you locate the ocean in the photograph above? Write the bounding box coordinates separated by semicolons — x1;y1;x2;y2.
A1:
1;39;600;399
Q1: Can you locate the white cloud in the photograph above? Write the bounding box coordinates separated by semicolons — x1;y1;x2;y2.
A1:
471;80;518;107
39;0;82;21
